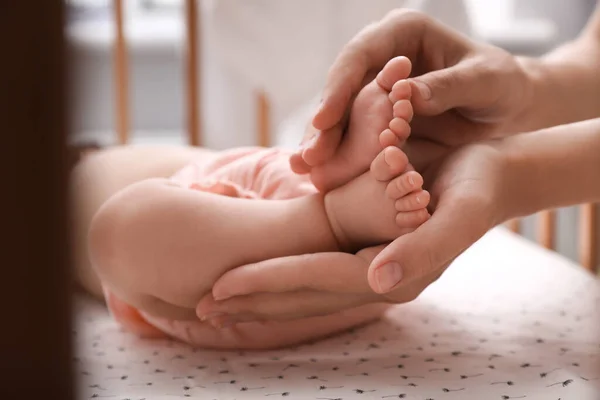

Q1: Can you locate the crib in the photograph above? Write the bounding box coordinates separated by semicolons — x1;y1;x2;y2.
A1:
3;2;599;400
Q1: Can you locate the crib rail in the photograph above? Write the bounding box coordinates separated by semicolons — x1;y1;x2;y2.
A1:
507;205;598;272
112;0;269;147
111;0;597;272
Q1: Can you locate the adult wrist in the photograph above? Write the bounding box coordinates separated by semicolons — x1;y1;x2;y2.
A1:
513;41;600;132
496;119;600;221
509;56;558;133
488;138;535;224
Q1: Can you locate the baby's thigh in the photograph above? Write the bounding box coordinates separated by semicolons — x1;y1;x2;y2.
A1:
72;145;217;298
142;303;389;350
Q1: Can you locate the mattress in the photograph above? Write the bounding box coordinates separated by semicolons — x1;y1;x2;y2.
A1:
74;228;600;399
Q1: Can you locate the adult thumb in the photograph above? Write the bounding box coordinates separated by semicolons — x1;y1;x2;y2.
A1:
409;58;488;117
367;195;491;294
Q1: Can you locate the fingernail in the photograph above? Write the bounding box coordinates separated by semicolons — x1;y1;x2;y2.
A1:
212;290;230;302
412;80;432;101
375;262;403;293
199;312;225;322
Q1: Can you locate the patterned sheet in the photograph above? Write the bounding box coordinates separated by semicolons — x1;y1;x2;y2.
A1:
74;228;600;400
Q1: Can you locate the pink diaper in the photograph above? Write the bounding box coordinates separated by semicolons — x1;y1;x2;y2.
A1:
170;147;316;199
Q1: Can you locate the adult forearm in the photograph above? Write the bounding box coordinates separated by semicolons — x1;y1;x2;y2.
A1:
513;6;600;131
501;118;600;220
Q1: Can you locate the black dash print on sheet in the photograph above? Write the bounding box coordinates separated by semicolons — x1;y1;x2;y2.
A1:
319;385;343;390
429;368;450;372
354;389;376;394
240;386;265;391
547;379;574;387
540;368;561;377
442;388;465;393
385;364;404;369
461;374;483;379
520;363;541;368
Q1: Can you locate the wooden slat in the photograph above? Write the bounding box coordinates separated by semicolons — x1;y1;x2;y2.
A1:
506;219;521;234
579;203;597;271
185;0;201;146
113;0;129;144
537;210;556;250
256;90;271;147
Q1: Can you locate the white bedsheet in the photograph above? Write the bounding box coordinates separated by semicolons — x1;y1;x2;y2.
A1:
74;228;600;400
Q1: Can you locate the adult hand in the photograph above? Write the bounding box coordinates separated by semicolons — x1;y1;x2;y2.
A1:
198;142;511;324
291;9;535;180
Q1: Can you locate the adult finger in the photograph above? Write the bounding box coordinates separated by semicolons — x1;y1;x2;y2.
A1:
313;10;471;131
368;190;493;294
197;290;378;324
312;11;424;131
301;124;344;167
211;251;379;301
410;48;523;123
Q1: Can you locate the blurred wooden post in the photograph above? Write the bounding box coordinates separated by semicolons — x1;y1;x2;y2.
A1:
579;203;597;271
256;90;271;147
537;210;555;250
185;0;201;146
113;0;129;144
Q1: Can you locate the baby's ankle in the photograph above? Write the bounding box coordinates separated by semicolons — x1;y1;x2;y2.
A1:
323;191;354;253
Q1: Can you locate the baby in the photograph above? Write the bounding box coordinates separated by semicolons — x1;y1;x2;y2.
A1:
89;57;426;349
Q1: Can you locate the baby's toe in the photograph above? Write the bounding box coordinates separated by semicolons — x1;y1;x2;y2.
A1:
376;56;412;91
389;118;411;143
389;80;412;103
379;129;400;148
396;208;430;229
395;190;430;212
370;147;409;182
393;99;414;122
385;170;423;200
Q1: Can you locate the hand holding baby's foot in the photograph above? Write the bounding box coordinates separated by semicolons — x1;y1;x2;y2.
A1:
300;56;414;192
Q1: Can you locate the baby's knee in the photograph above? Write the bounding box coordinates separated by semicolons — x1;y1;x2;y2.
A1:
88;179;173;298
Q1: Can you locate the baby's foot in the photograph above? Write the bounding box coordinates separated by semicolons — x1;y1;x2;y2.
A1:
309;56;414;192
370;146;431;230
324;148;430;252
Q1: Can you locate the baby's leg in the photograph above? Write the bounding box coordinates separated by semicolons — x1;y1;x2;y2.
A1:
324;147;430;252
72;145;218;298
88;176;339;321
308;56;414;192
